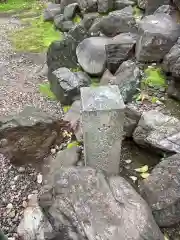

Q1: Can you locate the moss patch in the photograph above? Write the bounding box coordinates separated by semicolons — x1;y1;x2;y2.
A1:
90;77;100;87
0;0;35;12
63;105;71;113
73;14;82;24
143;66;167;87
133;6;143;20
38;82;57;100
10;16;63;52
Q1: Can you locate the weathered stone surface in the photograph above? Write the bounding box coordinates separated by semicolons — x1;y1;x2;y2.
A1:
0;107;71;164
49;68;90;105
43;3;61;21
140;154;180;227
54;14;74;31
173;0;180;10
136;14;180;62
60;0;97;12
154;5;178;19
106;32;137;73
81;12;100;30
145;0;169;14
163;38;180;77
39;167;164;240
137;0;146;9
63;100;83;142
114;0;136;10
76;37;109;76
93;6;137;37
81;86;125;175
167;79;180;101
133;110;180;153
63;3;81;20
111;60;141;103
47;25;89;72
97;0;113;13
100;69;114;85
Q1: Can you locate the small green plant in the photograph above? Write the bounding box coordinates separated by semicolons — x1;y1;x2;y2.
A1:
91;77;100;87
67;141;79;149
73;14;81;24
63;105;71;113
70;66;81;72
143;66;166;88
38;83;57;100
133;6;143;20
135;165;150;179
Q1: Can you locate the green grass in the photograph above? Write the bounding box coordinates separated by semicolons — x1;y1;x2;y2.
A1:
38;82;57;100
10;16;63;52
0;0;35;12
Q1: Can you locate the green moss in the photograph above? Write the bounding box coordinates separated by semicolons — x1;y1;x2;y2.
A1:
90;77;100;87
143;66;167;88
63;105;71;113
10;16;63;52
0;0;36;12
67;141;79;149
73;14;82;24
133;6;143;20
38;83;57;100
70;66;82;72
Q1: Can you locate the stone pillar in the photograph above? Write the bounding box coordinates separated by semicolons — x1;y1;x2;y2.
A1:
81;85;125;175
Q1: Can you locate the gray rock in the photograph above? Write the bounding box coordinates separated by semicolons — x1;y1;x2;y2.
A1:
140;154;180;227
167;79;180;101
43;3;62;21
112;60;141;103
97;0;113;13
114;0;136;10
163;38;180;77
60;0;97;12
54;14;75;31
145;0;169;14
81;12;100;30
136;14;180;62
137;0;146;9
76;37;109;76
0;106;71;165
105;32;137;73
63;100;83;142
93;6;137;37
47;25;89;72
154;5;178;19
100;69;114;85
63;3;81;20
49;68;90;105
133;110;180;153
173;0;180;10
39;167;164;240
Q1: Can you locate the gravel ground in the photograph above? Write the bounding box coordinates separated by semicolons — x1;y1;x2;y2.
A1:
0;16;63;239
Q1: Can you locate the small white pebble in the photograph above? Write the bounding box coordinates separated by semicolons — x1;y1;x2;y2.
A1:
51;148;56;154
6;203;13;209
14;175;19;181
125;159;132;164
22;200;27;208
37;173;43;184
18;167;25;173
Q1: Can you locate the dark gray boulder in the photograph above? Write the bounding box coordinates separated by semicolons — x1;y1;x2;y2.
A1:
0;107;71;165
135;14;180;62
140;154;180;227
97;0;113;13
92;6;137;37
163;38;180;77
112;60;141;103
81;12;100;30
60;0;97;12
167;79;180;101
133;110;180;153
54;14;75;31
43;3;62;21
114;0;136;10
105;32;137;73
145;0;170;14
39;167;164;240
63;3;81;20
49;67;90;105
47;25;89;72
76;37;109;76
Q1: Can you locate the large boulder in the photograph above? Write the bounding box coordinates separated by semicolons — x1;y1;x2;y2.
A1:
106;32;137;73
60;0;97;12
49;67;91;105
167;79;180;101
163;38;180;77
133;110;180;153
90;6;137;37
0;107;71;164
81;12;100;30
114;0;137;10
145;0;170;14
140;154;180;227
39;167;164;240
154;5;178;19
63;3;81;20
54;14;75;32
47;25;90;72
76;37;109;76
43;3;62;21
111;60;141;103
97;0;114;13
135;14;180;62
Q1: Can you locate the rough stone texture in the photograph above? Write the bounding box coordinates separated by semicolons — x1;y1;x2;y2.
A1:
140;154;180;227
60;0;98;12
163;38;180;77
0;107;71;164
114;0;136;10
76;37;109;76
100;69;114;85
97;0;113;13
81;12;100;30
63;100;83;142
47;25;89;72
49;68;90;105
54;14;75;32
145;0;169;14
105;33;137;73
93;6;137;37
39;167;164;240
81;86;125;175
63;3;81;20
137;0;146;9
133;110;180;153
112;60;141;103
154;5;178;20
173;0;180;10
43;3;62;21
167;79;180;101
135;14;180;62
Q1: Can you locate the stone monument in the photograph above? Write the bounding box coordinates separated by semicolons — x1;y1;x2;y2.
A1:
81;85;125;175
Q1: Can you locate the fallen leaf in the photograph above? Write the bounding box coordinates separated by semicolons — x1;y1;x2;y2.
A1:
140;172;150;179
135;165;149;173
